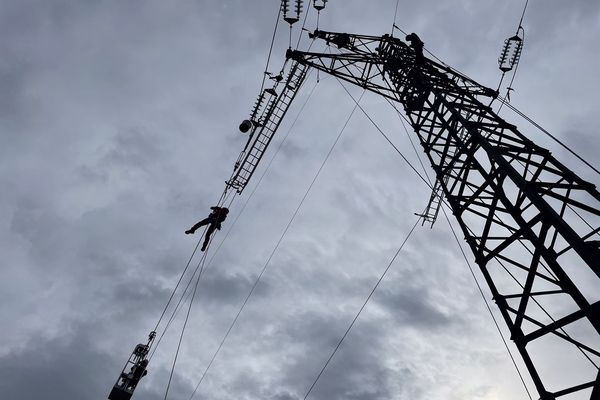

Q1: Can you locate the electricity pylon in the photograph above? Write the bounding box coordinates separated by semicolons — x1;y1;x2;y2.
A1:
285;29;600;400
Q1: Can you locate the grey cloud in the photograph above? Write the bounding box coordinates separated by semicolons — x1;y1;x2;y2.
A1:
375;284;453;330
1;1;598;400
0;326;116;400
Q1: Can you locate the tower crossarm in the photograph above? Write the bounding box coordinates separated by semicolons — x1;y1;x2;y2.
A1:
289;30;600;400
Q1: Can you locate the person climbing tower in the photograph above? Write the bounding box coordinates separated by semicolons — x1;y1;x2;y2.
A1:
185;206;229;251
405;32;425;64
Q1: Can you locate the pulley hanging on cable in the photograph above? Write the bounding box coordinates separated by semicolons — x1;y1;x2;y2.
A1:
281;0;303;25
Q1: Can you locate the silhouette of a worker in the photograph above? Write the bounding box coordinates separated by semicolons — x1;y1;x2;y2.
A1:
185;206;229;251
405;33;424;64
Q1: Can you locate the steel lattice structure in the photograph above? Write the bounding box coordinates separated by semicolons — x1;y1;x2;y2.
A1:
285;30;600;399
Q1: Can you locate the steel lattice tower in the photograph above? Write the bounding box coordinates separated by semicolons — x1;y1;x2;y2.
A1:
284;30;600;399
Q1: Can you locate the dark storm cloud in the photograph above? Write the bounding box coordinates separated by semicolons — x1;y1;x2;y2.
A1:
1;1;599;400
0;325;116;400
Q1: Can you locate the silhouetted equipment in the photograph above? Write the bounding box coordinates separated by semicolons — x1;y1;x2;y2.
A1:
108;332;155;400
227;61;309;193
185;206;230;251
239;119;253;133
284;29;600;400
281;0;303;25
499;28;524;72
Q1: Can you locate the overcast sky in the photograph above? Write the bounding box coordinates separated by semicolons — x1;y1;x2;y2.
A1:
1;1;599;400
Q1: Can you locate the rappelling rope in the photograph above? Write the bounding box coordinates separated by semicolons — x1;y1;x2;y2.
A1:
303;215;421;399
151;186;231;338
203;76;321;280
188;88;364;400
150;74;322;397
161;188;237;400
185;79;322;400
183;78;321;400
150;73;320;363
162;251;208;400
149;191;238;361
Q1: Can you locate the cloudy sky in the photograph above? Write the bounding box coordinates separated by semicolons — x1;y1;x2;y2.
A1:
1;1;599;400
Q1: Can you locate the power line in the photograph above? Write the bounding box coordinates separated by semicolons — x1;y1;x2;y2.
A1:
188;81;349;400
149;193;238;361
259;4;283;94
518;0;530;29
151;70;323;368
303;217;420;399
153;78;321;368
151;186;230;341
391;0;400;34
341;84;536;399
305;70;533;399
163;251;207;400
335;78;434;191
440;206;534;400
295;0;313;49
501;99;600;176
161;188;238;399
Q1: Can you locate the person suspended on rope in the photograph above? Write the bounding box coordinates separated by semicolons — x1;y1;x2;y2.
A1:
185;206;229;251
